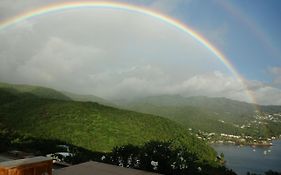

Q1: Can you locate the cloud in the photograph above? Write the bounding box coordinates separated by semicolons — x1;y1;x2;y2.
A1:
162;71;251;103
0;7;224;90
252;86;281;105
0;2;281;105
147;0;192;13
85;67;281;105
203;23;229;48
268;67;281;87
16;37;103;86
84;67;237;100
0;0;48;20
0;0;188;20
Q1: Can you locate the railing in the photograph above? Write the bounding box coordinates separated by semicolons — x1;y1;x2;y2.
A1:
0;156;52;175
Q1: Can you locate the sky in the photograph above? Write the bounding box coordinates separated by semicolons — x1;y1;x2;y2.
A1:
0;0;281;105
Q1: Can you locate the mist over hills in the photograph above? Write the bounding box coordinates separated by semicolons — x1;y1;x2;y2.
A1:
0;82;113;106
1;81;281;137
1;81;281;175
1;81;281;143
0;82;70;101
119;95;258;119
0;82;217;163
62;91;115;107
119;95;281;137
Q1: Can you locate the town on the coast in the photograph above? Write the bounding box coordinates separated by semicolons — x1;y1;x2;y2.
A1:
193;112;281;146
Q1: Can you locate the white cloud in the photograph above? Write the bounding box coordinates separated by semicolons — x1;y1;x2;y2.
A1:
0;8;225;91
74;66;251;104
268;67;281;87
16;37;104;88
84;68;281;105
0;2;280;105
252;86;281;105
163;71;250;102
147;0;192;13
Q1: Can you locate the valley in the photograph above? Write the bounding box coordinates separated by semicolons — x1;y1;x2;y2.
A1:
1;82;281;174
119;95;281;146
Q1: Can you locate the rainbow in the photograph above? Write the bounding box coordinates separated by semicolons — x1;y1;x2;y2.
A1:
0;1;257;105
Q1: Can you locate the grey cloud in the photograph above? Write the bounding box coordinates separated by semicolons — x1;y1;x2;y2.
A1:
147;0;192;13
268;67;281;87
0;1;281;105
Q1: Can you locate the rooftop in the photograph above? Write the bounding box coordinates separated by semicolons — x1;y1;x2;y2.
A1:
54;161;161;175
0;156;52;169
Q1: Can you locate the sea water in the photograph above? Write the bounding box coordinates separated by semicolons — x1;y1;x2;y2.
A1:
212;140;281;175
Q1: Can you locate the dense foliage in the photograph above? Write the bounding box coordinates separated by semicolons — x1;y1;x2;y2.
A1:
122;95;281;137
0;87;216;164
103;141;237;175
1;82;281;174
0;82;70;100
0;130;235;175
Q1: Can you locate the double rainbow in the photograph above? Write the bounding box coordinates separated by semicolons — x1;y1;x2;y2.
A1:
0;1;257;105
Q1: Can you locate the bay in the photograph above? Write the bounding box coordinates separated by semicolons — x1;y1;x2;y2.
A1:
212;140;281;175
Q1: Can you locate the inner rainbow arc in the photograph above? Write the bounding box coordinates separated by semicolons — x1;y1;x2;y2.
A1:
0;1;257;106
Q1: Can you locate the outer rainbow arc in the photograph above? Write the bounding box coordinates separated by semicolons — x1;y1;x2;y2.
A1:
0;1;257;106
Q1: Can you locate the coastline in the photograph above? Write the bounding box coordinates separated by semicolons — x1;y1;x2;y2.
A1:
209;138;281;148
211;140;281;175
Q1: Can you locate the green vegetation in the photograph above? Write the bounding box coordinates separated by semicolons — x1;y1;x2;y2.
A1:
1;82;280;174
0;82;70;100
104;141;236;175
0;130;236;174
0;86;217;164
62;91;114;107
122;103;242;134
121;95;281;138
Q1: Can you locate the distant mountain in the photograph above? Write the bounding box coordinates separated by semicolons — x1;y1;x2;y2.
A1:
0;82;114;107
0;87;216;163
0;82;70;101
123;95;257;119
119;95;281;137
62;91;114;107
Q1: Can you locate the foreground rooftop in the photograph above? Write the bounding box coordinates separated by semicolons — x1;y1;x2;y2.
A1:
0;156;160;175
55;161;160;175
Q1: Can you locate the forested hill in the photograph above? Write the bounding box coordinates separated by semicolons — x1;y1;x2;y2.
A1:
0;82;113;106
120;95;281;136
0;87;217;163
62;91;114;107
121;95;258;121
0;82;70;100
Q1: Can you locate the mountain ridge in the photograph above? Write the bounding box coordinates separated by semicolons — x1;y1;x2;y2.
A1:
0;83;217;163
118;94;281;137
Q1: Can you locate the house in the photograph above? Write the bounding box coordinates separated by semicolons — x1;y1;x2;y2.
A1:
0;156;161;175
0;156;52;175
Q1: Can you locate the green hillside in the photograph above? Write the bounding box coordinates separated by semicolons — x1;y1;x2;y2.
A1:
62;91;114;107
123;103;241;134
123;95;257;122
121;95;281;137
0;87;216;163
0;82;70;100
0;82;115;106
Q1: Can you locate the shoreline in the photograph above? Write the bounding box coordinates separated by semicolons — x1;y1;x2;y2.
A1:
211;140;281;175
210;139;281;148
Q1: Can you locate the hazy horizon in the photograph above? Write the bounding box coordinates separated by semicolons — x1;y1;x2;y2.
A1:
0;0;281;105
